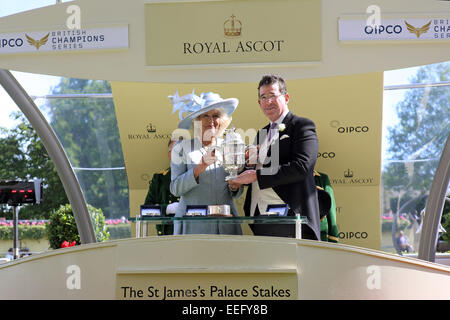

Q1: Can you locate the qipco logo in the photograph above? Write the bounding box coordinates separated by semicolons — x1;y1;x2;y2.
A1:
0;38;24;48
330;120;370;134
317;151;336;159
338;231;368;239
337;126;369;134
364;24;402;35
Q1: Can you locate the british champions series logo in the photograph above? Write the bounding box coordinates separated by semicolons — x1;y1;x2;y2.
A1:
405;20;431;38
363;19;437;39
25;33;50;50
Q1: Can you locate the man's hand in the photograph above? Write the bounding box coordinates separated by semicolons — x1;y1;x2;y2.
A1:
245;145;259;168
230;170;257;185
227;180;241;192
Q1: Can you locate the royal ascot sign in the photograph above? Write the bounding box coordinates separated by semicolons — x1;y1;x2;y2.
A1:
0;25;129;54
145;0;321;66
339;15;450;42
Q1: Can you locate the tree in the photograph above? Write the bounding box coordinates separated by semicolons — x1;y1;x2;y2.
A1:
384;62;449;212
0;77;129;220
0;113;69;219
383;62;450;249
46;203;109;249
44;78;128;218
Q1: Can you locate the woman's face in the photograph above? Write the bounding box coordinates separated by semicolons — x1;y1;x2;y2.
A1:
198;109;222;141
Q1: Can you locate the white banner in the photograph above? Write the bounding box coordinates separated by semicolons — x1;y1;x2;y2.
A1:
0;25;129;54
339;17;450;42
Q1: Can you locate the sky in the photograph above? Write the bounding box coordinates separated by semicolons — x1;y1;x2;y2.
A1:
0;0;67;130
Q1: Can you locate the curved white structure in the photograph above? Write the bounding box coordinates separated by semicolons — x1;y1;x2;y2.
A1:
0;236;448;300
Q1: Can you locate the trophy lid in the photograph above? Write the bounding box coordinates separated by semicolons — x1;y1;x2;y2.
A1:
224;127;244;144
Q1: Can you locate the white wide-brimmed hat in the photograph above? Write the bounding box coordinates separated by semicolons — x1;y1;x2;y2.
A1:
169;90;238;129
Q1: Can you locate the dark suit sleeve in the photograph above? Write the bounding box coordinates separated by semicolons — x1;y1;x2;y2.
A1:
144;173;160;204
257;117;318;189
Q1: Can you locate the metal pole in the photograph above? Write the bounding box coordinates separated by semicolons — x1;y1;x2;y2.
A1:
0;69;96;244
12;206;19;260
418;134;450;262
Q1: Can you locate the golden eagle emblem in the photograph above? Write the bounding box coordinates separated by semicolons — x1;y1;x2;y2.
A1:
25;33;50;50
404;21;431;38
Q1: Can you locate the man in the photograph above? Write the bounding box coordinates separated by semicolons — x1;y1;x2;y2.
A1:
231;74;321;240
144;139;179;235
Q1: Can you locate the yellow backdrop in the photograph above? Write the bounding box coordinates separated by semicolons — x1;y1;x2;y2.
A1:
111;71;382;249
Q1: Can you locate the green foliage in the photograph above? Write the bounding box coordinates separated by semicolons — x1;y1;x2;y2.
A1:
382;62;450;219
0;220;129;242
46;79;129;218
0;117;69;219
46;204;109;249
440;208;450;242
0;224;48;240
107;224;131;240
387;62;449;163
0;77;129;220
381;218;411;233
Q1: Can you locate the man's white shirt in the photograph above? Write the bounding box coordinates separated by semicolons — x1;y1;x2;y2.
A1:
250;109;289;216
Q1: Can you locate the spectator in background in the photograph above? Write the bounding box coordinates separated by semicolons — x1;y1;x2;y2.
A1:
5;248;14;261
144;139;180;235
396;230;412;254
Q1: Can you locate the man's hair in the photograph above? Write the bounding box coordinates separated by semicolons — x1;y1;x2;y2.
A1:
257;74;287;96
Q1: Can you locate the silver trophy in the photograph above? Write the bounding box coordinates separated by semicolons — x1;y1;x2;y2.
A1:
221;127;246;181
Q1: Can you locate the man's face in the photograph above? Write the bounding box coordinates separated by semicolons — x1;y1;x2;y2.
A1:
258;83;289;122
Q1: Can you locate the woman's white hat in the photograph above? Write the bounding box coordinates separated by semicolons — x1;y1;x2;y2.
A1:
169;90;238;129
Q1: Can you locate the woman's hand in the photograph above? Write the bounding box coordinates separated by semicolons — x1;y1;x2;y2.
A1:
202;148;217;166
194;148;217;181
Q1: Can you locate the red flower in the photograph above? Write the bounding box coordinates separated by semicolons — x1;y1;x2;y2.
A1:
61;240;77;248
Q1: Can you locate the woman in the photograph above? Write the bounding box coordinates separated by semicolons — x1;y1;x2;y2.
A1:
169;91;243;235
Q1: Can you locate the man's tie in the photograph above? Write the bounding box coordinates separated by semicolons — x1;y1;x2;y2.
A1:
268;122;277;142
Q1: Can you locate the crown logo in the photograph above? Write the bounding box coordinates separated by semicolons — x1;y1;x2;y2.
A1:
146;123;156;133
344;169;354;178
224;14;242;37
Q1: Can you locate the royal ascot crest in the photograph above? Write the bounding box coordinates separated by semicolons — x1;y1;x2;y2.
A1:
223;15;242;37
146;123;157;133
145;0;321;66
329;168;375;186
127;123;171;141
182;14;285;55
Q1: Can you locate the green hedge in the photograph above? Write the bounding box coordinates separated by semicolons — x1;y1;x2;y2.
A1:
0;224;131;241
381;219;411;232
46;204;111;249
0;225;48;240
441;211;450;242
107;224;131;240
